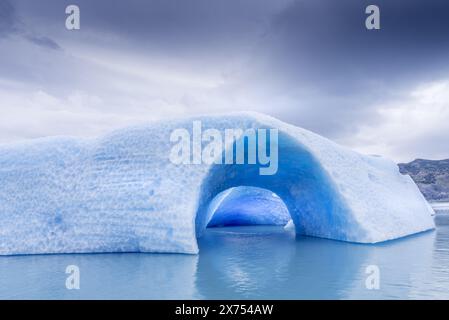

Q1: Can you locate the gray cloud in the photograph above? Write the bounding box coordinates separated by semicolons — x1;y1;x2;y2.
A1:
1;0;449;162
235;0;449;135
0;0;61;50
0;0;17;37
24;34;61;50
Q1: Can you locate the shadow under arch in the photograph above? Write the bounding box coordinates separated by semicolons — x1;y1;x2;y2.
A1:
205;186;290;228
195;131;363;242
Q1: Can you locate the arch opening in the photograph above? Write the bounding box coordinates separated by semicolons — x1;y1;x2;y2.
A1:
205;186;291;228
195;131;361;243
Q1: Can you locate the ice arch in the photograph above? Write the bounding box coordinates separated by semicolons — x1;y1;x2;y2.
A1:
0;112;435;255
195;131;360;240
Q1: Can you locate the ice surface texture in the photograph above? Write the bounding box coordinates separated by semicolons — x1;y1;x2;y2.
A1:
0;112;435;255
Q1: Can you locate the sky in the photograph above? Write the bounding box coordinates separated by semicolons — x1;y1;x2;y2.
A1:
1;0;449;162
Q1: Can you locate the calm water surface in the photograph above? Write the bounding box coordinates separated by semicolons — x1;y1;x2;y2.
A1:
1;214;449;299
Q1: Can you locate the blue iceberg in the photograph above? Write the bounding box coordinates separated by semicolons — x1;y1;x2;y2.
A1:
0;112;435;255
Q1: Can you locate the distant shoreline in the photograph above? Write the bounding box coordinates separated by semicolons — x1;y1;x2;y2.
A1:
430;201;449;213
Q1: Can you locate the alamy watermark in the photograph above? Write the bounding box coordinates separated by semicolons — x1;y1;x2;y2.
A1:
65;5;80;30
365;265;380;290
65;264;80;290
365;5;380;30
169;121;278;176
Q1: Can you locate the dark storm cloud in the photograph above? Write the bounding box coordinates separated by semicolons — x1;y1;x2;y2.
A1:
24;34;61;50
233;0;449;136
1;0;449;160
0;0;61;50
253;0;449;89
0;0;18;37
12;0;449;80
13;0;287;54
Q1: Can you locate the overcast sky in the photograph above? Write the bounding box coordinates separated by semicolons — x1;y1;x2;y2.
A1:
1;0;449;162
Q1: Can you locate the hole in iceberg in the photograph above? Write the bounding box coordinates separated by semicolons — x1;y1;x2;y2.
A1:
194;131;359;244
206;186;291;228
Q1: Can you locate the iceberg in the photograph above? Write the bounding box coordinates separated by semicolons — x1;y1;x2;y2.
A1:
0;112;435;255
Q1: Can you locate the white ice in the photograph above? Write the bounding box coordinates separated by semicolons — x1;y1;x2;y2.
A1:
0;112;435;255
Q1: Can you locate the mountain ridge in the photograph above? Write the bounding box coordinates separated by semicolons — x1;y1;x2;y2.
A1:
399;159;449;201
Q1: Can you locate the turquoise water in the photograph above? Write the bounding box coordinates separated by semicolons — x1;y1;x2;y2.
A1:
1;214;448;299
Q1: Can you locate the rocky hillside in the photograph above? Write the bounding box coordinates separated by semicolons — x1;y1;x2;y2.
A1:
399;159;449;202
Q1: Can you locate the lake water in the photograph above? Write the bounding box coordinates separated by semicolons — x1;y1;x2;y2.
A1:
1;213;449;299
